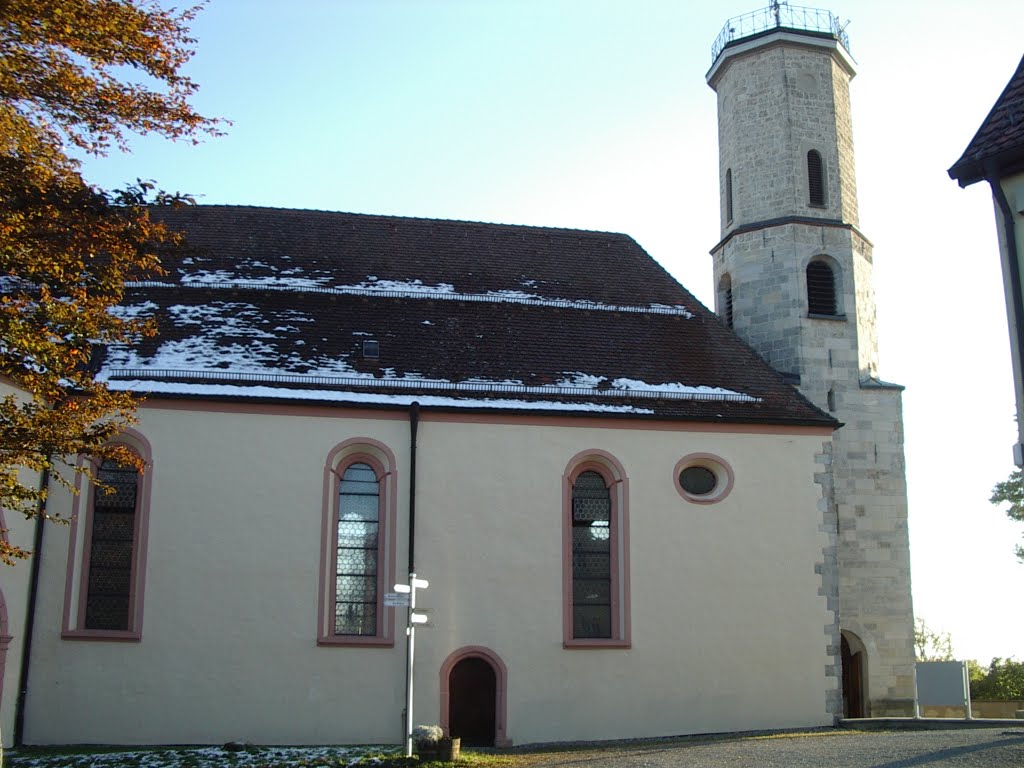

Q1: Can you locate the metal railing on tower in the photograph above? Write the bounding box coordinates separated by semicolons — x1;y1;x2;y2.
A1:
711;2;851;64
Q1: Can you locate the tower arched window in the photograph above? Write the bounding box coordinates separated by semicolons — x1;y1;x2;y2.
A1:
719;273;734;328
725;168;734;223
807;150;825;207
807;259;838;316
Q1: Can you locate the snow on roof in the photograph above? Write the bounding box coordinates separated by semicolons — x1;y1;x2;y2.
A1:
102;205;836;427
101;366;757;403
125;280;695;317
106;379;659;414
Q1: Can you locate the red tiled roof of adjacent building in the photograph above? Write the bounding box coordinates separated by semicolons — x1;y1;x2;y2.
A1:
949;53;1024;186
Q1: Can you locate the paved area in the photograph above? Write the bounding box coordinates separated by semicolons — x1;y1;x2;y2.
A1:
519;727;1024;768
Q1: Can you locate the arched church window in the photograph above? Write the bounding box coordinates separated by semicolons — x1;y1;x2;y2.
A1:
335;461;381;636
807;260;837;316
571;470;611;639
62;431;153;641
318;438;398;647
84;458;141;631
807;150;825;207
562;451;630;648
719;273;734;328
725;168;734;223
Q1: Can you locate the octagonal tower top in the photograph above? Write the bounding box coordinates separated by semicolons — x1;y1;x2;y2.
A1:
709;3;852;79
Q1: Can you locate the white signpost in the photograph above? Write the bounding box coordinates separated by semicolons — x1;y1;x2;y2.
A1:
395;575;429;756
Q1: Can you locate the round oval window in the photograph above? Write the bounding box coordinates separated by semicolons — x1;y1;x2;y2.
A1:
679;466;717;496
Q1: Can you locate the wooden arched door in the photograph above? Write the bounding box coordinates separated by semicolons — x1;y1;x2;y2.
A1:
841;633;866;718
448;656;497;747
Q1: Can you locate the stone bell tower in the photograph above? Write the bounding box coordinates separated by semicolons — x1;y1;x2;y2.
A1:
706;5;915;717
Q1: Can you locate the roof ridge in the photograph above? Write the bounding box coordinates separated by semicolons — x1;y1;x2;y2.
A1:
160;203;637;240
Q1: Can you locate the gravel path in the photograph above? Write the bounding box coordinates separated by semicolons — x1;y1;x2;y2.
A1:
518;728;1024;768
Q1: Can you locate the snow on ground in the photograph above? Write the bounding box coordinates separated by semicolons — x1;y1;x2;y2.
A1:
4;744;383;768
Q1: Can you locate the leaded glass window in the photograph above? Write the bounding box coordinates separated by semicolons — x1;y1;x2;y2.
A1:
335;462;380;636
85;459;139;631
572;470;611;639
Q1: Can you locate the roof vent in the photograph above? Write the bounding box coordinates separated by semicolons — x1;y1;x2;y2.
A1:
362;340;380;359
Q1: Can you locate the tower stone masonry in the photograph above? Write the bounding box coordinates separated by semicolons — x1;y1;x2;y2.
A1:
706;7;916;717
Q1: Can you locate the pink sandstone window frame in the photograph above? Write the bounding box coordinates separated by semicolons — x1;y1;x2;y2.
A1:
674;452;735;505
317;438;398;647
0;510;14;712
439;645;512;747
0;586;10;714
562;449;631;649
62;430;153;641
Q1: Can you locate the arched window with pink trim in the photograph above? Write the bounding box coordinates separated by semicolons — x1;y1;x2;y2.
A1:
62;430;153;641
562;450;630;648
318;438;398;647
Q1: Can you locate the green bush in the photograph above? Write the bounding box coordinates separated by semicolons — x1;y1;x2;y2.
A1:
969;657;1024;700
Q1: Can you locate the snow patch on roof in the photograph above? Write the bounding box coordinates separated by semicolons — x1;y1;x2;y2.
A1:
101;365;759;403
557;372;753;400
107;379;657;414
609;377;749;398
354;278;456;294
108;301;158;320
125;281;694;316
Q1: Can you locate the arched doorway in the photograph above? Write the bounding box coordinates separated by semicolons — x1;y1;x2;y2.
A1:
449;657;496;746
841;631;868;718
439;646;510;747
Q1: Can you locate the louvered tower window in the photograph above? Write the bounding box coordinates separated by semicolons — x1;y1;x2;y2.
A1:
719;274;734;328
807;260;837;316
807;150;825;207
85;459;139;631
571;470;611;639
725;168;734;223
336;462;380;635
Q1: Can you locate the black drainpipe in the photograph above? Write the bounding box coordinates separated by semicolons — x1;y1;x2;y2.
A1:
408;402;420;575
13;464;50;748
988;169;1024;460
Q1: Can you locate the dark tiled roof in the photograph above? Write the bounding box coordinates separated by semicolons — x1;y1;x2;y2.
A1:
103;205;834;427
949;53;1024;186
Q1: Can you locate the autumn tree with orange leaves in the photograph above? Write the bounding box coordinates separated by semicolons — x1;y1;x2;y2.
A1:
0;0;222;564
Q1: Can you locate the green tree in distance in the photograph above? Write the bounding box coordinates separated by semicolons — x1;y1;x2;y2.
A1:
970;658;1024;701
990;468;1024;564
914;618;955;661
0;0;222;565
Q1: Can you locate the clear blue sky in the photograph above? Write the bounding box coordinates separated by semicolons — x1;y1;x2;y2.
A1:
82;0;1024;661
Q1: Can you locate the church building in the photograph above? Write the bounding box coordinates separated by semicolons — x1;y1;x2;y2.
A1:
0;6;915;748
